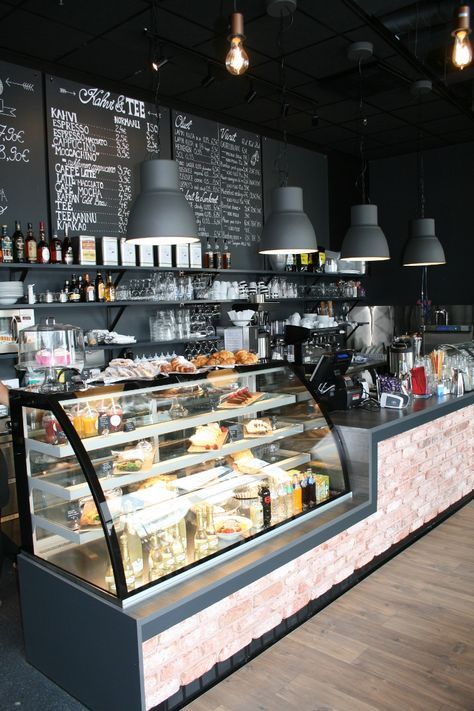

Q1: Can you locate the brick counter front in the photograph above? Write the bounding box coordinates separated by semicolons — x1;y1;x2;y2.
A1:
142;404;474;709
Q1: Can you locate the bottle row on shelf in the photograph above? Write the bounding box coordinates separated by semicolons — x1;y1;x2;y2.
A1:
0;220;73;265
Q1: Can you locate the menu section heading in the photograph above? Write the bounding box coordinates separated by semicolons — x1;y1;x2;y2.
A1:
173;110;262;251
45;74;170;236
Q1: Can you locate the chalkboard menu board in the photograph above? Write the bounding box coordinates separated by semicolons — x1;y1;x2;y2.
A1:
0;60;48;231
45;75;170;236
172;110;263;255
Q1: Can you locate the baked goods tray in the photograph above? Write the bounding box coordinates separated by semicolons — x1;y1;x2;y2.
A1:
218;392;264;409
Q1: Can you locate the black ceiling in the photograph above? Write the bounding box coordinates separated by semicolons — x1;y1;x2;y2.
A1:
1;0;473;158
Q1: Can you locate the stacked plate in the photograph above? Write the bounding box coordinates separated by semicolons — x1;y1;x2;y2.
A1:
0;281;24;306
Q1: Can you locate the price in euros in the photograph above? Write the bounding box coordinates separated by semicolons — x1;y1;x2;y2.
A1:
0;125;25;143
0;145;30;163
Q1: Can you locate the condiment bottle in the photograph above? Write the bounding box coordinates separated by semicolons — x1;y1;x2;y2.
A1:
205;504;219;552
292;473;302;513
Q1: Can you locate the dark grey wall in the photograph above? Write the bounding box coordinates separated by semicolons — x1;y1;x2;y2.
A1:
368;142;474;307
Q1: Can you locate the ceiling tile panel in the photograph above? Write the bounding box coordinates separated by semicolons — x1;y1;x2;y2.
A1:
243;12;334;59
286;36;353;79
0;10;93;61
20;0;148;35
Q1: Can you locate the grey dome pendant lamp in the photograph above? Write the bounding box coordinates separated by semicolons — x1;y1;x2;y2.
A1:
402;81;446;267
259;0;318;256
126;2;198;246
340;42;390;262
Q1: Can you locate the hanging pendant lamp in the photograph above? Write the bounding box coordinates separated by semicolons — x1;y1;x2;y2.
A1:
126;159;198;245
403;218;445;266
340;42;390;263
259;187;317;254
341;204;390;262
402;81;445;267
258;0;317;256
126;0;198;246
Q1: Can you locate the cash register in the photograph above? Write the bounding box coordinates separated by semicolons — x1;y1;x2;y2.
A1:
309;350;366;411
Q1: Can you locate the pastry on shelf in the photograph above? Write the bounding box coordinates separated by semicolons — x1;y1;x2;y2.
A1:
188;422;228;451
218;386;264;408
244;418;273;436
235;350;259;365
169;356;196;373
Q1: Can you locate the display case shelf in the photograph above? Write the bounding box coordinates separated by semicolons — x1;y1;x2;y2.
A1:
25;392;297;458
28;422;304;501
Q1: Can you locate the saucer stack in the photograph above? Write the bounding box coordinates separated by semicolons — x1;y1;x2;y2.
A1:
0;281;24;305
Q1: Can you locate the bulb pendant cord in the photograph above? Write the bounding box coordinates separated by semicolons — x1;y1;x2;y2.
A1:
274;10;293;188
355;57;368;204
151;0;161;158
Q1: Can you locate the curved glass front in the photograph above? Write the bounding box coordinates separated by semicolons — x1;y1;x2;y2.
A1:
19;364;350;598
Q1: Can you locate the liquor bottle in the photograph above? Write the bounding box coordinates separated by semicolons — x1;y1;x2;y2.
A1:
213;238;222;270
25;223;37;264
1;225;13;263
49;230;63;264
69;273;81;303
62;226;74;265
307;251;315;273
222;239;231;269
104;272;116;302
95;271;105;302
194;506;209;560
203;237;213;269
259;481;272;527
205;504;219;552
77;275;84;302
0;231;4;262
12;221;25;263
125;520;143;579
63;279;70;299
292;473;302;513
83;273;96;302
37;221;50;264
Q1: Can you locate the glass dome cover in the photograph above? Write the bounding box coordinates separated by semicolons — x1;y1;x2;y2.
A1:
18;316;85;373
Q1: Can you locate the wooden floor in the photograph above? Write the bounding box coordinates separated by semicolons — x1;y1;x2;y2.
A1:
184;501;474;711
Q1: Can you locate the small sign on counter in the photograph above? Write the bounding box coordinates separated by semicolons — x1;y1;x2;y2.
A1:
190;243;203;269
174;244;189;268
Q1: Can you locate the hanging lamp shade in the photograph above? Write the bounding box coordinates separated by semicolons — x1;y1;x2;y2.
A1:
402;217;446;267
340;204;390;262
259;186;317;254
126;159;198;245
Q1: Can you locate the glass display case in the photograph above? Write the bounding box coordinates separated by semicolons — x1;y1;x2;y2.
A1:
11;364;350;601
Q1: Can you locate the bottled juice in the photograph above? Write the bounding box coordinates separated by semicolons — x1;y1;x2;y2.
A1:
292;473;302;512
82;406;98;438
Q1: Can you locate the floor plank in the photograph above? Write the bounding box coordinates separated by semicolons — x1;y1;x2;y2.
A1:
183;502;474;711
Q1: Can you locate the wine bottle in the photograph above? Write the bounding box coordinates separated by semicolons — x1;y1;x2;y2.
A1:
1;225;13;263
12;221;25;263
25;223;37;264
49;230;63;264
104;272;116;302
95;271;105;302
222;239;231;269
37;221;50;264
203;237;213;269
213;238;222;270
62;226;74;265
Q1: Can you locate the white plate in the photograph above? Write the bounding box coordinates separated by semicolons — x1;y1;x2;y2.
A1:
214;515;252;541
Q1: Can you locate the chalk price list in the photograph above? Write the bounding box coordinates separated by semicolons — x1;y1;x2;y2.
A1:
0;123;30;163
